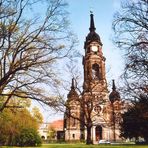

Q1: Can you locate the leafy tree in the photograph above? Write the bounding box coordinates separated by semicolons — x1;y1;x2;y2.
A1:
48;125;56;140
112;0;148;97
0;97;43;146
32;106;43;125
120;95;148;142
16;128;42;147
0;0;76;112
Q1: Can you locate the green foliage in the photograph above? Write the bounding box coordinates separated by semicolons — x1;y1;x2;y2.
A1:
0;98;42;146
47;126;56;140
120;95;148;142
16;128;42;146
2;143;148;148
32;106;43;124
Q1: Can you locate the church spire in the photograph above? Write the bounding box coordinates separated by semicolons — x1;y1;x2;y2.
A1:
112;79;116;91
109;79;120;103
67;78;78;99
84;12;102;49
89;12;96;32
71;78;74;89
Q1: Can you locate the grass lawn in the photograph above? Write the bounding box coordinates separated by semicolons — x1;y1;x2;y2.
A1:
1;144;148;148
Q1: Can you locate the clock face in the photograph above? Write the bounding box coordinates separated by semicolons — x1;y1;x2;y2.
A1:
91;45;98;52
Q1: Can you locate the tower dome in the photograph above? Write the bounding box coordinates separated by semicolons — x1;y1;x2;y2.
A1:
67;78;78;99
109;80;120;103
84;13;102;49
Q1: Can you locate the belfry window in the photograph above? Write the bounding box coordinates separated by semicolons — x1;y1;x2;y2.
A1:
92;64;100;79
72;134;75;139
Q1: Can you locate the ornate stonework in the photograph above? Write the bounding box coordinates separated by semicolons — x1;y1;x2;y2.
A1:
64;13;123;143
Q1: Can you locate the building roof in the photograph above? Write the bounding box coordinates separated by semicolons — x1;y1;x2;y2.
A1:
84;13;102;49
67;78;79;99
49;119;64;131
109;80;120;103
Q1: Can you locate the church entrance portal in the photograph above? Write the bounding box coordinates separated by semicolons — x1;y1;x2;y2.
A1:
95;125;102;141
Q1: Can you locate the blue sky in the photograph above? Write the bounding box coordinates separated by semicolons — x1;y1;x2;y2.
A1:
67;0;123;83
38;0;124;122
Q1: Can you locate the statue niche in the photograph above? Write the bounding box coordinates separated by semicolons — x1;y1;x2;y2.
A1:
92;63;101;80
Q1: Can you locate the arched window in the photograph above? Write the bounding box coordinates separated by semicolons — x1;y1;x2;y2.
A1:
92;64;100;79
41;136;45;140
72;134;75;139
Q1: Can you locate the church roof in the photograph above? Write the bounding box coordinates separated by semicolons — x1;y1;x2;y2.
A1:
67;78;79;99
109;80;120;103
84;13;102;49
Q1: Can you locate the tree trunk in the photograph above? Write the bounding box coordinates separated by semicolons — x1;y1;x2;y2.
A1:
113;121;116;142
86;125;93;145
112;103;116;142
8;133;13;146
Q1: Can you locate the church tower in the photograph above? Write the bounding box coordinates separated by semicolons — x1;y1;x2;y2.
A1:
82;12;110;144
83;12;108;100
64;78;81;141
64;13;123;144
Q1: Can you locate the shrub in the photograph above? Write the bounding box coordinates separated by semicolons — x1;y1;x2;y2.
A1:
16;128;42;146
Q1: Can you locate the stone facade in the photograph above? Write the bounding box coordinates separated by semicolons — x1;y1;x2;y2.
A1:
38;120;64;141
64;13;123;144
38;123;49;140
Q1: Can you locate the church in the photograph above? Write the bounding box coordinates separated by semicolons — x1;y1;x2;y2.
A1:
64;13;123;144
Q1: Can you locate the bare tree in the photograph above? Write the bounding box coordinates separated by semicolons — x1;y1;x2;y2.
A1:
60;64;118;145
112;0;148;142
0;0;76;112
112;0;148;98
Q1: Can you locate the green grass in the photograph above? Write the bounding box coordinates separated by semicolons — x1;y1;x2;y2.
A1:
1;144;148;148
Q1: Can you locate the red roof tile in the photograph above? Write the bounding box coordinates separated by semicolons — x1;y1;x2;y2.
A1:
49;119;63;131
